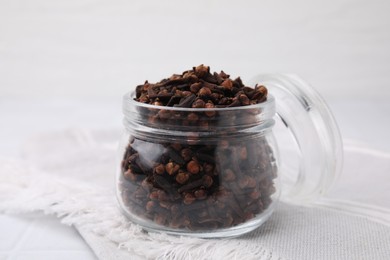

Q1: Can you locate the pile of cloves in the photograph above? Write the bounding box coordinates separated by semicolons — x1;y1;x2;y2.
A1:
119;65;277;231
135;64;267;108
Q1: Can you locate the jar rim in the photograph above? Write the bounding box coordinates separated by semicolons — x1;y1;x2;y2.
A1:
122;90;276;139
123;91;275;112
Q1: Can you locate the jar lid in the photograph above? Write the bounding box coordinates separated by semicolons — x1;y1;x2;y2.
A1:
249;74;343;203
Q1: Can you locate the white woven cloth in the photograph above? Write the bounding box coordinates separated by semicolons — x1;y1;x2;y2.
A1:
1;129;390;259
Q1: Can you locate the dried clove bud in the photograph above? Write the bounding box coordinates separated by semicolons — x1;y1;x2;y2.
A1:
192;98;206;108
194;64;210;78
199;87;212;97
175;171;190;184
183;193;196;205
154;164;165;175
146;200;156;212
239;146;248;160
221;79;233;90
194;189;207;200
204;102;216;117
180;148;193;162
165;162;180;175
187;160;200;174
190;82;202;94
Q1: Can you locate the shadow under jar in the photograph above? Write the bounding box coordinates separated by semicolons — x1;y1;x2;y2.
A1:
117;92;279;238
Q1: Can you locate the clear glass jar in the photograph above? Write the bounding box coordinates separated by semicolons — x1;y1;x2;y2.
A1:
116;74;343;238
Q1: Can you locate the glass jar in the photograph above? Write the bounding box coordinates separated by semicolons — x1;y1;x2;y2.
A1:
116;74;343;238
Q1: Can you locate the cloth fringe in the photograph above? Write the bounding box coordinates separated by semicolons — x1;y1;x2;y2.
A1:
0;157;281;260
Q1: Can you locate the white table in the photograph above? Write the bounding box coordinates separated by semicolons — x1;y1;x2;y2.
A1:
1;98;389;259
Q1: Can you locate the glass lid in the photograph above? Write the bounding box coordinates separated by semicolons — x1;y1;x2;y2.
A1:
250;74;343;203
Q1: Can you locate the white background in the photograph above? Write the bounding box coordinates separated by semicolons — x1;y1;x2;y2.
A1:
1;1;390;259
1;0;390;101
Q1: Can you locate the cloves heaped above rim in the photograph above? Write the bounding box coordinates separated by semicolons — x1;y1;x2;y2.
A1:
133;64;268;109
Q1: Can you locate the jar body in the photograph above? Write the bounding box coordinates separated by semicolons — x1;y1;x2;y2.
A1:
117;95;279;237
